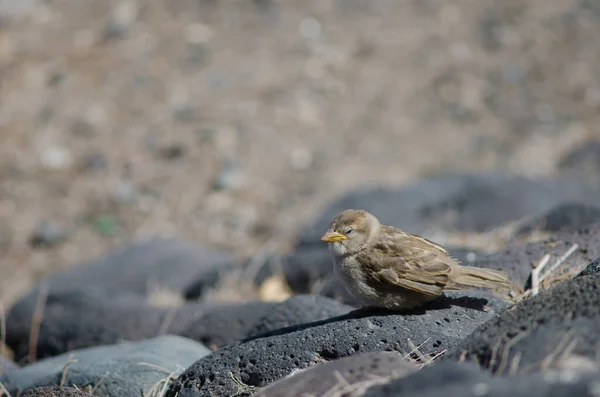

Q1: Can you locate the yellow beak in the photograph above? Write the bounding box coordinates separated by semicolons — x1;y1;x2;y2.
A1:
321;230;347;243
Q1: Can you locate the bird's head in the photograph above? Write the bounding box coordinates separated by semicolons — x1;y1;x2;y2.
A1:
320;209;381;255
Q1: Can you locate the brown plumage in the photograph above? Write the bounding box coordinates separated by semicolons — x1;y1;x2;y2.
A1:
321;209;512;310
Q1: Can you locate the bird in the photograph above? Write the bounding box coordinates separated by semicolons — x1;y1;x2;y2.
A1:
320;209;512;311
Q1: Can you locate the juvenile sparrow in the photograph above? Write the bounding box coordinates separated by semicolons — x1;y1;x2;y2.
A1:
321;209;512;310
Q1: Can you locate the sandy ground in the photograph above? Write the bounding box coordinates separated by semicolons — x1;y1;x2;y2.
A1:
1;0;600;308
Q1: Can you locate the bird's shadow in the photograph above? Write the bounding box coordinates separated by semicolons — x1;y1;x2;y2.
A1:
241;294;492;344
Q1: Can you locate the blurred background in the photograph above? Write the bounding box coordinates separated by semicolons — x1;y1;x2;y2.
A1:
1;0;600;307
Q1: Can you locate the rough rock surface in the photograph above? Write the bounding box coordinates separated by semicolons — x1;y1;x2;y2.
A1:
165;290;509;397
6;288;273;361
255;351;417;397
513;203;600;238
16;237;236;305
298;173;600;245
363;361;600;397
474;223;600;287
443;273;600;374
6;290;355;361
0;335;210;397
21;387;98;397
558;140;600;181
246;295;355;337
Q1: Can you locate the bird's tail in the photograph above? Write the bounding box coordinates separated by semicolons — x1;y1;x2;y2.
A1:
447;266;513;291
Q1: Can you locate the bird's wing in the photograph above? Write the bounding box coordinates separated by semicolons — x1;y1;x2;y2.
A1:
362;226;455;296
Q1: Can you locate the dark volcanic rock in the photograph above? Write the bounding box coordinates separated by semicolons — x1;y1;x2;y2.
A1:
298;173;600;246
247;295;355;337
364;362;490;397
558;140;600;180
22;387;98;397
513;203;600;238
577;258;600;278
165;290;509;397
443;273;600;374
364;361;600;397
256;351;417;397
1;336;209;397
6;288;274;361
6;290;355;361
474;223;600;287
21;236;236;300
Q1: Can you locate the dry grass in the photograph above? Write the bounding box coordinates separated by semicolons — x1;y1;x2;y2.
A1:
515;243;586;302
27;283;48;364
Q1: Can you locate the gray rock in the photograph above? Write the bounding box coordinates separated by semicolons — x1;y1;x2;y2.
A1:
29;221;68;249
165;290;509;397
476;223;600;287
577;258;600;278
443;273;600;374
558;140;600;181
6;288;273;361
256;351;417;397
513;203;600;238
364;361;600;397
246;295;355;337
21;387;98;397
6;290;353;362
14;237;237;310
0;335;210;397
298;173;600;246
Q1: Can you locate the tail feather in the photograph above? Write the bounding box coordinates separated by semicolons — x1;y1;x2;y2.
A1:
447;266;512;291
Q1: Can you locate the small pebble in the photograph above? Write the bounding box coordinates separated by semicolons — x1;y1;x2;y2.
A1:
212;161;244;191
159;144;185;160
299;18;322;39
81;152;108;173
113;180;137;204
30;221;68;248
40;145;73;171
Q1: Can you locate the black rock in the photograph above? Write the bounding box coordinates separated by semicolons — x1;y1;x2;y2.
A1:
364;361;599;397
476;223;600;287
246;295;355;337
256;351;417;397
29;221;68;248
298;173;600;247
6;290;355;362
21;387;96;397
558;140;600;180
443;273;600;374
159;144;186;160
18;237;237;305
6;288;273;361
364;361;490;397
513;203;600;238
165;290;509;397
81;152;108;173
577;258;600;278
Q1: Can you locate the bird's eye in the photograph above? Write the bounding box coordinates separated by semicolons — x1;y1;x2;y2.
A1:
345;227;354;234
